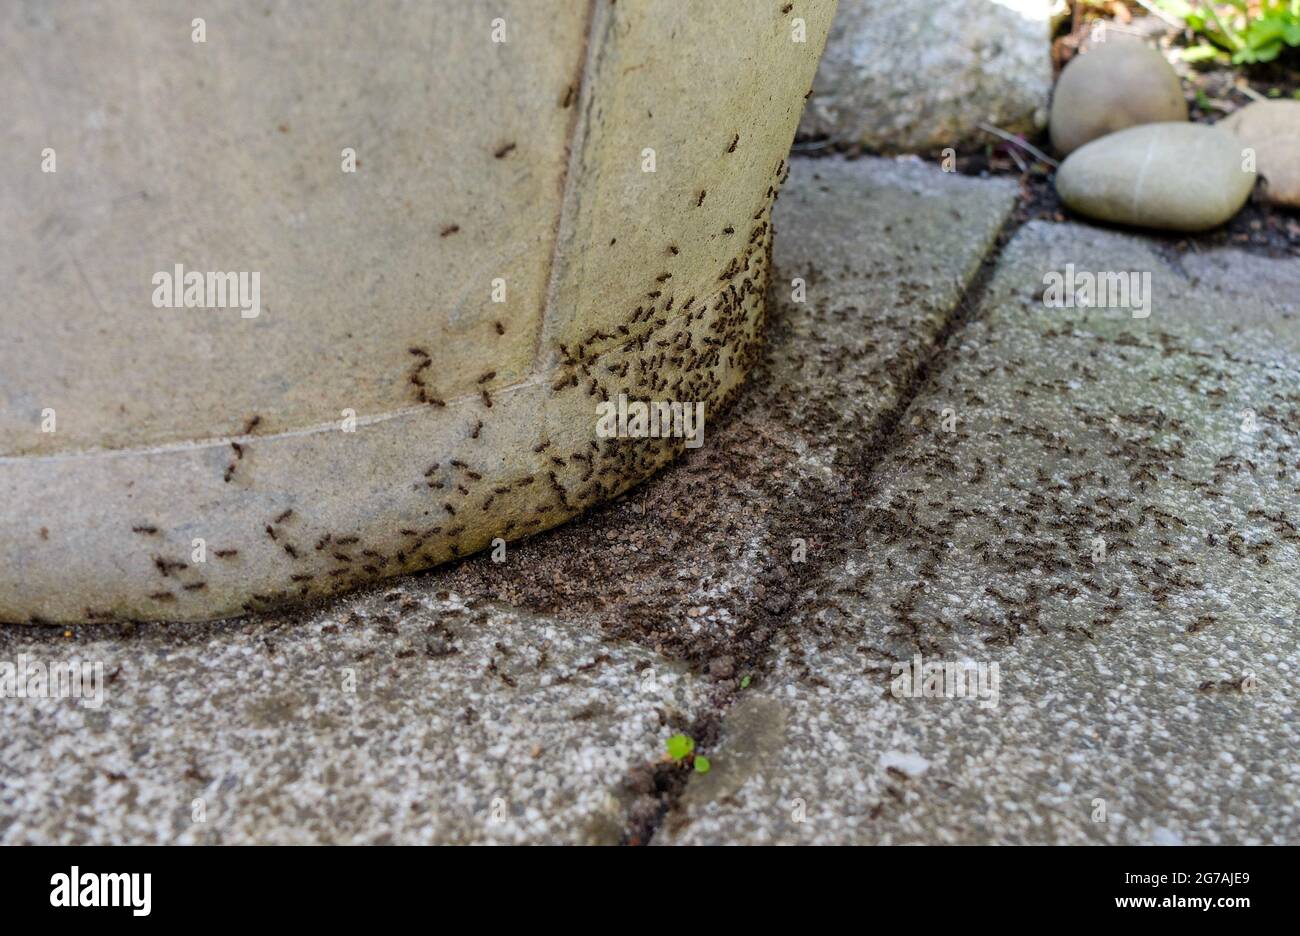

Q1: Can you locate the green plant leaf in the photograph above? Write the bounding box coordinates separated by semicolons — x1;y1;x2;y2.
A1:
1176;0;1300;60
666;733;694;761
1238;38;1284;61
1153;0;1195;17
694;756;711;775
740;674;751;689
1181;43;1224;62
1247;16;1288;46
1204;2;1248;49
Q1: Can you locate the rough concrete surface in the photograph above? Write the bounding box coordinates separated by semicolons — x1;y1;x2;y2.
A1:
0;589;703;844
800;0;1053;152
660;221;1300;844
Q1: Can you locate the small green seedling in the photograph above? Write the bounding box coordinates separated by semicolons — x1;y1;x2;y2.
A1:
666;733;711;774
740;674;752;689
666;733;694;761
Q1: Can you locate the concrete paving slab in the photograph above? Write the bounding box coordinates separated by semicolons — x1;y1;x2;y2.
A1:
0;589;703;844
660;221;1300;845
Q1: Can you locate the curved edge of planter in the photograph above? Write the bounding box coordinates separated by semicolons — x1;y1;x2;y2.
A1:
2;231;773;623
2;1;834;623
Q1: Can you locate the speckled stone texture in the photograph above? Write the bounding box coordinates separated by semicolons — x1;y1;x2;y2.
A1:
659;221;1300;845
0;590;704;845
800;0;1054;152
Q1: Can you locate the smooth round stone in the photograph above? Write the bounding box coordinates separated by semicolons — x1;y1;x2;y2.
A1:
1220;100;1300;209
1056;123;1256;232
1049;39;1187;155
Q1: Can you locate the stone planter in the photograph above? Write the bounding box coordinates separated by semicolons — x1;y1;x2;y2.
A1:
1;1;834;622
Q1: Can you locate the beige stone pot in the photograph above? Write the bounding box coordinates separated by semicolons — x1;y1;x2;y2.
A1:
0;1;833;623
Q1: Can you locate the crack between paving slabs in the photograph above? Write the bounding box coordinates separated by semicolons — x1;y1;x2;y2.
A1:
622;208;1028;846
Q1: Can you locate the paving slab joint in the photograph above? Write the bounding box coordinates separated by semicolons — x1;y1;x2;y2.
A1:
624;204;1026;846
